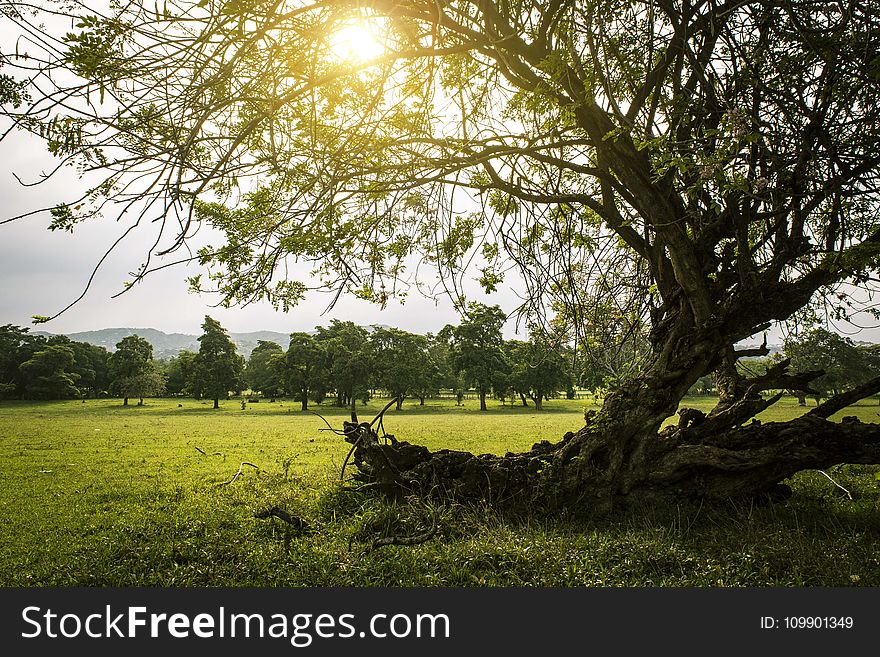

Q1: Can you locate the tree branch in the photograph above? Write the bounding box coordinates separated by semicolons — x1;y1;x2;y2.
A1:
809;376;880;420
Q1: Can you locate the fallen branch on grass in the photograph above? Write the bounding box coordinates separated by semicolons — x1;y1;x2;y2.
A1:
254;506;310;532
217;462;260;486
817;469;854;500
362;507;439;555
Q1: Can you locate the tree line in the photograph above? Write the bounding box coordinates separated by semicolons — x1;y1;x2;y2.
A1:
685;328;880;405
4;308;878;410
0;305;573;409
182;303;575;412
0;316;243;408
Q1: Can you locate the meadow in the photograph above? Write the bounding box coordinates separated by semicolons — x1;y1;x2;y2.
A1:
0;395;878;587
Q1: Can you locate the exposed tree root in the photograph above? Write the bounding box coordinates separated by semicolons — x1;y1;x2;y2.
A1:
359;507;440;555
338;380;880;511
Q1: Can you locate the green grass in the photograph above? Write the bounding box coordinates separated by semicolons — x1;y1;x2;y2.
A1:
0;396;878;587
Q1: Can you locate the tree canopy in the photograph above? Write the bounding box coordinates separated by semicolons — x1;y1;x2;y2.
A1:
245;339;285;397
505;335;571;410
449;303;509;411
20;343;80;399
284;331;325;410
3;1;878;332
785;328;880;402
109;334;163;404
314;320;373;414
194;316;245;408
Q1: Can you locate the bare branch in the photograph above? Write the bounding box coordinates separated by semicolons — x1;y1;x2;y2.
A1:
216;462;260;487
809;376;880;420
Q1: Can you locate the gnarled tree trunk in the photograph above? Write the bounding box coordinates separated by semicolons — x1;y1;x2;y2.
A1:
342;327;880;510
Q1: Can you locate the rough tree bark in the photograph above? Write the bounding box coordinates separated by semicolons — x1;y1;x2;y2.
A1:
341;330;880;511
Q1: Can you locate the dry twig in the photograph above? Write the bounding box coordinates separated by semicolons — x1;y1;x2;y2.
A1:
817;469;854;500
217;461;260;486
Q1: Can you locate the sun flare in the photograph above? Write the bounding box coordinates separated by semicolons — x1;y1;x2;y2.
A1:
328;21;386;64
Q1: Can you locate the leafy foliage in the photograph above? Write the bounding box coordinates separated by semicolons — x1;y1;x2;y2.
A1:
19;344;80;399
284;332;326;409
505;335;572;410
163;350;197;396
109;335;163;404
3;0;880;409
785;329;879;402
371;327;433;409
313;321;373;411
193;316;245;408
245;340;285;397
449;304;509;411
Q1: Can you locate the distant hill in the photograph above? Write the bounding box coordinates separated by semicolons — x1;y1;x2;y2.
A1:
36;327;291;359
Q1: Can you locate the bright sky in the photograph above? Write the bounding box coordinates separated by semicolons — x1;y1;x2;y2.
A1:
4;128;879;345
0;130;517;337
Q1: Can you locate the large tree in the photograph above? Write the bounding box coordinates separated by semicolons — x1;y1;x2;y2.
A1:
0;325;47;398
163;350;198;396
284;332;326;411
449;304;509;411
109;335;162;405
19;344;80;399
245;339;285;397
412;333;455;405
193;316;244;409
371;326;433;410
314;321;374;415
3;0;880;508
61;338;111;398
785;328;871;404
506;336;571;410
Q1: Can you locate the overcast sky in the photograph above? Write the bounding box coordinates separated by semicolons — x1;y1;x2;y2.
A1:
3;125;878;344
0;130;521;337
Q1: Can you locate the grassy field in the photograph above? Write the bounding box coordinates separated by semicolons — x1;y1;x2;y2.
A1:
0;395;878;587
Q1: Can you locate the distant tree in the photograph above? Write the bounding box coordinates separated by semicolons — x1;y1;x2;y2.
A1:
245;340;285;397
109;335;162;405
411;333;455;405
450;304;509;411
314;321;373;416
0;325;28;395
111;369;166;406
505;336;570;410
19;344;80;399
68;341;111;397
687;374;716;397
785;329;866;404
371;327;432;410
858;344;880;405
0;325;47;398
164;350;197;396
284;332;325;411
193;316;244;409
